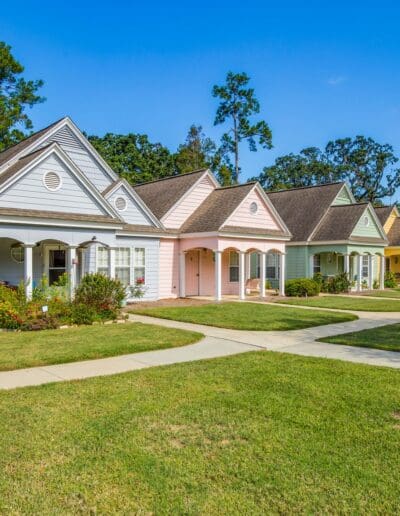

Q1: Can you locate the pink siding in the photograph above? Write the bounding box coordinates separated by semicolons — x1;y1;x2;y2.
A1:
225;188;280;230
222;250;239;295
158;239;179;298
162;174;215;228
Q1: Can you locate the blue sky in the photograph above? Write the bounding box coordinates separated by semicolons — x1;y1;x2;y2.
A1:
2;1;400;200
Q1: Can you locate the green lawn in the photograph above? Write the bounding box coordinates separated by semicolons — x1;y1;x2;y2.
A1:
0;323;202;371
320;323;400;352
131;302;357;330
280;295;400;312
365;289;400;299
1;352;400;513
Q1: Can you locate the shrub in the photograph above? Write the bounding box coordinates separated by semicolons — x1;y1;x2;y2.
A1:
285;278;320;297
69;303;97;325
385;271;397;288
0;301;23;329
74;273;125;319
21;316;59;331
325;273;352;294
373;279;380;290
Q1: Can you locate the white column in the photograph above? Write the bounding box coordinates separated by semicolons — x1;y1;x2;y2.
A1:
260;252;266;298
179;252;186;298
368;255;374;290
67;246;78;299
357;254;363;291
344;254;350;275
309;254;314;278
23;244;35;300
108;247;116;279
279;253;286;296
239;251;246;300
380;255;385;290
214;250;222;301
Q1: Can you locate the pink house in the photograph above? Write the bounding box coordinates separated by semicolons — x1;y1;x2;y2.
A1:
134;169;291;300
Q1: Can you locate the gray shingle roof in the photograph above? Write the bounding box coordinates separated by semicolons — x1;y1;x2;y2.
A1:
387;218;400;246
0;145;53;187
0;207;119;224
374;206;395;226
267;182;345;241
133;169;208;219
311;204;370;241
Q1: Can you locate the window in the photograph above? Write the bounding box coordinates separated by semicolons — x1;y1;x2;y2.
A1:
97;246;109;276
133;248;146;284
229;251;239;282
43;171;62;191
362;255;369;278
313;255;321;274
10;243;24;264
115;247;130;286
266;253;279;279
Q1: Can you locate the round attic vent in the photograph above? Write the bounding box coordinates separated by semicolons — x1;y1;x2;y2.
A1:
115;196;127;211
250;201;258;214
43;171;62;191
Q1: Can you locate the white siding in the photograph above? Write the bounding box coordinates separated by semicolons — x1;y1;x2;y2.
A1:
106;185;154;225
162;174;215;228
0;153;107;215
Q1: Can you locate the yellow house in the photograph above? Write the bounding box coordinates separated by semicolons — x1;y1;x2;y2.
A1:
375;206;400;277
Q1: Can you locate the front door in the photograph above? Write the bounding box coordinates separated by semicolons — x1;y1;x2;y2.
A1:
46;247;66;285
185;250;200;296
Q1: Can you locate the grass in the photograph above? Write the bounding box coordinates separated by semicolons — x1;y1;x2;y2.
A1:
1;352;400;513
280;295;400;312
0;323;202;371
131;302;357;330
365;289;400;299
320;323;400;352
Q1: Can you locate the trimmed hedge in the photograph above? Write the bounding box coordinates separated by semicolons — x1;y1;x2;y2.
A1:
285;278;320;297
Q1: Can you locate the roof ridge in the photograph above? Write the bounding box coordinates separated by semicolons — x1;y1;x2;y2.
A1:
134;168;208;187
328;202;369;208
267;181;344;194
216;182;256;191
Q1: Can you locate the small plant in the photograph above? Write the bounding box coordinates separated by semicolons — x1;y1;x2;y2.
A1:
361;280;369;290
385;271;397;288
74;273;125;319
265;280;273;290
0;301;23;329
373;279;380;290
129;277;146;301
69;303;97;325
285;278;320;297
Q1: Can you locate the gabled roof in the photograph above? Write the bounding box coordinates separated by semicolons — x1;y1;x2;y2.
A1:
311;203;369;241
0;119;64;168
0;145;53;187
267;182;347;241
133;169;210;219
375;206;399;226
387;218;400;246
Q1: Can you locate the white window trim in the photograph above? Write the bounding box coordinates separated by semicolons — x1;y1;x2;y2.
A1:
96;246;109;276
132;247;146;285
115;247;131;286
229;251;239;283
313;254;321;275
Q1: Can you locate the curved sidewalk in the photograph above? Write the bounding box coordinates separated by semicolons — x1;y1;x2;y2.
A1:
0;310;399;390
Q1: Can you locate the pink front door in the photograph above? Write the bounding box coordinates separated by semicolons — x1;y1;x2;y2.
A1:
185;250;200;296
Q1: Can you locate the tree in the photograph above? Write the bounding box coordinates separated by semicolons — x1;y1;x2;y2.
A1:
212;71;272;184
175;124;216;174
255;147;337;191
0;42;45;151
88;133;177;184
324;136;400;203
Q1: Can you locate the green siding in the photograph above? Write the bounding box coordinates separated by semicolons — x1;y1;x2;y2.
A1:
351;207;383;239
331;185;353;206
286;246;308;279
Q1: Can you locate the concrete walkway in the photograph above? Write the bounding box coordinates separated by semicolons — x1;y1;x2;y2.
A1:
0;309;399;390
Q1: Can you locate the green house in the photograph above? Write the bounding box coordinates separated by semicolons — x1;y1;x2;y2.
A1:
268;182;388;291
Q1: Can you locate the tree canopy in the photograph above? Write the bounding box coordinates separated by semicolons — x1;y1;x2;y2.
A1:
175;125;216;174
0;41;45;152
255;136;400;204
212;71;272;184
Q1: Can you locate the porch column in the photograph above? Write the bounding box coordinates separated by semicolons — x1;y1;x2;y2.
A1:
214;250;222;301
23;244;35;300
67;246;78;299
368;255;374;290
380;255;385;290
179;252;186;298
343;254;350;275
108;247;116;279
279;253;286;296
239;251;246;300
357;254;363;291
309;254;314;278
260;252;266;298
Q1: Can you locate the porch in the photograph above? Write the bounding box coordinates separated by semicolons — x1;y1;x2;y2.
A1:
179;236;286;301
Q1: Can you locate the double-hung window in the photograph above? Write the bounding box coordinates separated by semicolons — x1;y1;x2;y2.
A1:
362;255;369;278
313;255;321;275
97;247;109;276
229;251;239;282
133;248;146;284
266;253;279;279
115;247;131;286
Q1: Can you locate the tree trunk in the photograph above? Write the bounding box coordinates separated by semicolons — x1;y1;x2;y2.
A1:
233;115;239;183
